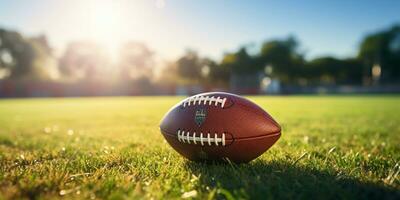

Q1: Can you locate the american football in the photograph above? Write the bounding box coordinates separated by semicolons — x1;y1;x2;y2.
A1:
160;92;281;163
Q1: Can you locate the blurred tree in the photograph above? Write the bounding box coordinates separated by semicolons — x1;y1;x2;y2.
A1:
205;58;230;87
169;49;229;87
0;28;35;79
156;61;179;84
307;57;363;85
359;25;400;83
220;47;261;74
157;54;221;88
118;42;154;80
220;47;264;92
259;36;305;84
28;35;58;80
176;49;203;84
59;41;110;81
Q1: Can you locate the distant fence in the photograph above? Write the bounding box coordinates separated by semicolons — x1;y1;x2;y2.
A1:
0;80;399;97
0;80;171;97
280;85;400;94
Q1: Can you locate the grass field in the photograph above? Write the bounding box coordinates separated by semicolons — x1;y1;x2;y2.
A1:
0;96;399;199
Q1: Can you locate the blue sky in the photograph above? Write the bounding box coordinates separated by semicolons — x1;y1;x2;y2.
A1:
0;0;399;61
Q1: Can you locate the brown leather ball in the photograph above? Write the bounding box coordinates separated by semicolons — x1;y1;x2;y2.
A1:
160;92;281;163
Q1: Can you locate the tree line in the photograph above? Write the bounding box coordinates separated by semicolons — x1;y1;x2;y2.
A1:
164;24;400;88
0;24;399;90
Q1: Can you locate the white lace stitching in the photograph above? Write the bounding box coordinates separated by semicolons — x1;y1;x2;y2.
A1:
182;95;227;108
177;130;226;146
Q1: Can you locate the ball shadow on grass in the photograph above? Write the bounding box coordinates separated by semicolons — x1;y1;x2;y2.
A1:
183;160;400;200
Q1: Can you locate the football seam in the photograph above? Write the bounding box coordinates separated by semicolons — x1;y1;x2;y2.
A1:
233;131;281;140
161;129;234;147
160;128;280;141
181;95;234;109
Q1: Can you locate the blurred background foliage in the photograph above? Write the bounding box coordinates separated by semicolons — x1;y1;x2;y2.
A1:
0;24;399;96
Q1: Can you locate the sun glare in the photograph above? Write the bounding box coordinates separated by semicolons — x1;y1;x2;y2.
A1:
87;0;124;61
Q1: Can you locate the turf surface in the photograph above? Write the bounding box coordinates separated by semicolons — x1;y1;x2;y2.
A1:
0;96;399;199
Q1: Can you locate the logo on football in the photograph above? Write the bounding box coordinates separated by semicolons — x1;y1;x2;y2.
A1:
194;108;207;126
160;92;281;163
